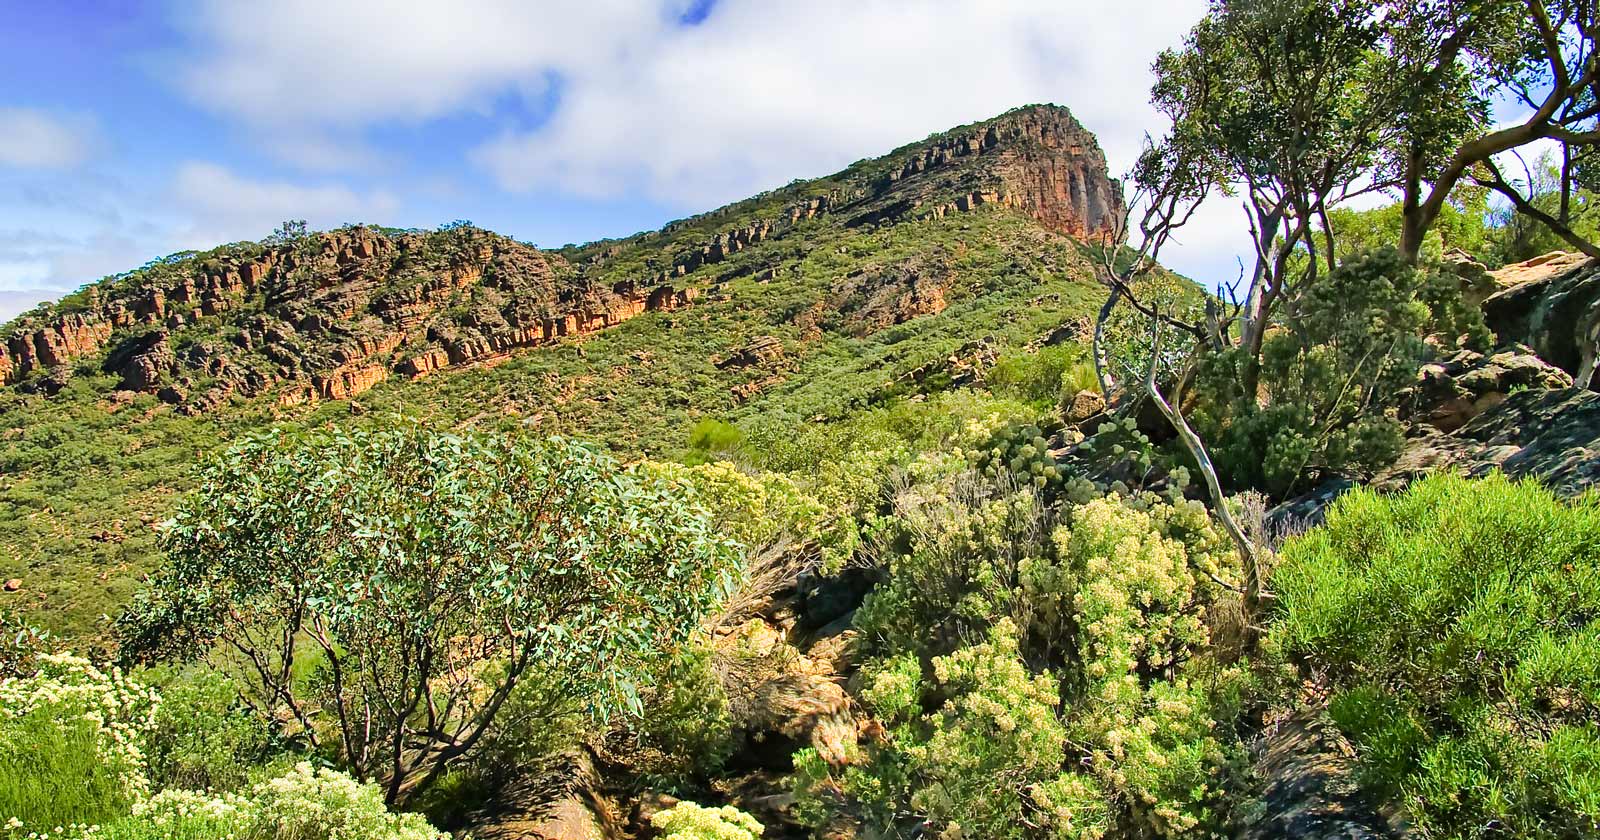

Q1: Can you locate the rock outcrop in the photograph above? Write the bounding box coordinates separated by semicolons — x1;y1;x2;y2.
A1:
1483;252;1600;390
0;227;696;411
1402;346;1573;433
1382;387;1600;497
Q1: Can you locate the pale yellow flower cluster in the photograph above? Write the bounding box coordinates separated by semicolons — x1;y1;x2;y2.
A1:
1;657;446;840
650;800;764;840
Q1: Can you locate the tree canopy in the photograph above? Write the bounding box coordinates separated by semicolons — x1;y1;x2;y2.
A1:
119;423;737;803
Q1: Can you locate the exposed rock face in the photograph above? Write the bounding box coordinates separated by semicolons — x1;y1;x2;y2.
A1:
830;264;949;336
1403;346;1573;433
1483;252;1600;390
567;105;1124;292
0;227;695;411
986;107;1125;239
716;336;786;370
1381;387;1600;497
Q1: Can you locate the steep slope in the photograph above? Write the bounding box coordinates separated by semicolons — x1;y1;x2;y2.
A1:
0;104;1125;639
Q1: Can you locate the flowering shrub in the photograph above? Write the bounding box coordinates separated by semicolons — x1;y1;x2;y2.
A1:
0;657;444;840
5;763;446;840
0;654;161;825
650;801;763;840
801;479;1250;839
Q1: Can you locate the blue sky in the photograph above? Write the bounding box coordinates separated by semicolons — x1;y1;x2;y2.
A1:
0;0;1237;321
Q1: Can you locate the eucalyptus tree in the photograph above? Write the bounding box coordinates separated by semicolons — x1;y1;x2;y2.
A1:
1384;0;1600;262
120;424;737;805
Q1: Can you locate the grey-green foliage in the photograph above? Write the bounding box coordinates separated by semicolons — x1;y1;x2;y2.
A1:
118;422;738;803
968;420;1066;492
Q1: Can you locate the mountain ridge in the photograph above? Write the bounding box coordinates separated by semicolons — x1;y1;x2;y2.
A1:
0;104;1123;414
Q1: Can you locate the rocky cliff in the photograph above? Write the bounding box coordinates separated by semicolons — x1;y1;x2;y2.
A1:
0;228;694;412
0;105;1123;413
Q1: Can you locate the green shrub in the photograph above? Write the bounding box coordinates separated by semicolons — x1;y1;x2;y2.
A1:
966;418;1067;493
686;419;746;463
121;424;737;804
630;640;736;789
144;667;273;792
1271;473;1600;838
636;460;831;557
987;344;1097;408
1193;249;1488;496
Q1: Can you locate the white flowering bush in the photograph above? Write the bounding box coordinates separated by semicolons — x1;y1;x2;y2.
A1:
650;800;763;840
6;763;446;840
0;654;161;826
0;656;443;840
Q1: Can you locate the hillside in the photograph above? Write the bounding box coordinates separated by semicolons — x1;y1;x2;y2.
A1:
0;104;1126;640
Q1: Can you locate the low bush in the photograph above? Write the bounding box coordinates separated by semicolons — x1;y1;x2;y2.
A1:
0;654;157;827
0;655;440;840
1271;473;1600;838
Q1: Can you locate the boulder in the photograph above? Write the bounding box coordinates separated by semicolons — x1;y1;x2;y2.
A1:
1263;478;1356;537
1059;388;1107;427
1403;347;1572;433
103;331;174;392
1482;252;1600;389
464;750;622;840
1246;707;1409;839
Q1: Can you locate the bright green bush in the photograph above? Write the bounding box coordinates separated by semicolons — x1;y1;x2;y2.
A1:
1271;473;1600;838
686;419;746;463
637;460;831;557
650;800;763;840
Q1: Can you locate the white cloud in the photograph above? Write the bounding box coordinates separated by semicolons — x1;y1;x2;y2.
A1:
468;1;1204;207
170;0;1234;273
0;108;102;170
0;289;62;323
170;162;400;246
